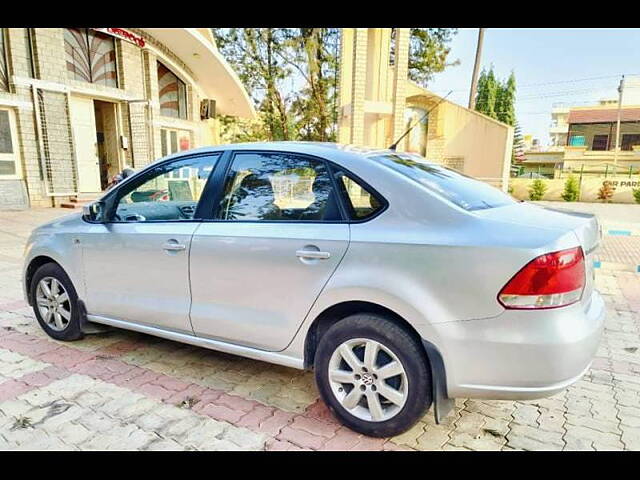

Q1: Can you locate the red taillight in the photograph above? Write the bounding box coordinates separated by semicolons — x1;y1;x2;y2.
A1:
498;247;585;309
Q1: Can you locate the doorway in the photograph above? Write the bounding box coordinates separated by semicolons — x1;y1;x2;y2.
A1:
69;96;120;193
94;100;120;190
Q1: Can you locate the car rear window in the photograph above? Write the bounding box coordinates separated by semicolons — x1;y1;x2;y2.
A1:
370;152;515;211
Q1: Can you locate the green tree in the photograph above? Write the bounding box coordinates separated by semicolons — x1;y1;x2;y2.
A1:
213;28;294;140
561;175;580;202
475;67;518;127
396;29;459;86
528;179;547;201
495;72;516;126
476;68;521;161
215;28;459;142
475;67;498;120
283;28;340;141
633;187;640;204
512;121;525;163
218;114;270;144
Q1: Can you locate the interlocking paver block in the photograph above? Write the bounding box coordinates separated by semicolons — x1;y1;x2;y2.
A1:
320;426;362;450
415;427;451;451
145;438;187;451
391;421;426;448
54;422;92;445
222;426;267;450
180;421;228;450
277;425;326;450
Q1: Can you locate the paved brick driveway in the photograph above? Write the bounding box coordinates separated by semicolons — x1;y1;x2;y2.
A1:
0;208;639;451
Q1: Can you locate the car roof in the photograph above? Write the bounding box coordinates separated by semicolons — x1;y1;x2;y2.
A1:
157;141;400;163
143;142;443;184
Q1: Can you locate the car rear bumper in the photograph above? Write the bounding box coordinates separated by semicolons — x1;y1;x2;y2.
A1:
433;289;605;400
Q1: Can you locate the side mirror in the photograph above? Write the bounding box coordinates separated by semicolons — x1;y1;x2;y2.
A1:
82;201;106;224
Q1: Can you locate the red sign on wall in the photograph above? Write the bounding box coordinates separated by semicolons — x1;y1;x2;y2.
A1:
93;28;145;48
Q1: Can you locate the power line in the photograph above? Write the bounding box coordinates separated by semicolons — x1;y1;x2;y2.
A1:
518;88;615;100
518;74;636;88
431;73;640;96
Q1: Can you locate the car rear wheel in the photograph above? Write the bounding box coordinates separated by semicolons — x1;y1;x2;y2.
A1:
314;313;432;437
30;262;83;341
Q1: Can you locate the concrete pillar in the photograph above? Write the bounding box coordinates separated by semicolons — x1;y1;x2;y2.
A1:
337;28;353;144
366;29;391;147
391;28;410;150
349;28;367;146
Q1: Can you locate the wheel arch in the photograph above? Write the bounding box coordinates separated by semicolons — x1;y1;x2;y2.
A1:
25;255;62;305
304;300;424;369
303;300;454;423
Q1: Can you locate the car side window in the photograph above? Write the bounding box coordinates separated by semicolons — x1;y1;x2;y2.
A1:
334;170;384;220
112;155;218;222
215;152;342;222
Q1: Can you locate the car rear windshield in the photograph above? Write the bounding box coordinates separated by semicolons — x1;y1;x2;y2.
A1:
370;153;516;211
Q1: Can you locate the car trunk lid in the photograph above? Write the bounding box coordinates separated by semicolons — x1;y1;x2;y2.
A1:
474;202;600;307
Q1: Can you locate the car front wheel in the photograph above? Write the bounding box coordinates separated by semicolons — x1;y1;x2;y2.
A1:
30;262;83;341
314;313;432;437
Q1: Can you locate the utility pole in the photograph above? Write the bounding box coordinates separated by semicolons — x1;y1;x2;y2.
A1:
614;75;625;167
468;28;485;110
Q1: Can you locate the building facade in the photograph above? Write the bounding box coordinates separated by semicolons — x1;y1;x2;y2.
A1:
522;99;640;178
337;28;514;191
549;104;570;150
0;28;254;209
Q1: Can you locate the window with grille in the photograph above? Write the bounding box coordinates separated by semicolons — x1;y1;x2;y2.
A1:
64;28;118;87
0;29;9;92
592;134;609;151
157;62;187;119
621;133;640;151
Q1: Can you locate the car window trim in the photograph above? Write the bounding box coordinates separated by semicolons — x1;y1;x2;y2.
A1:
200;149;352;224
100;152;224;224
193;150;233;220
327;163;389;223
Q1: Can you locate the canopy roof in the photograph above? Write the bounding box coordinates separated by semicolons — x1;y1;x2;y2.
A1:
140;28;255;119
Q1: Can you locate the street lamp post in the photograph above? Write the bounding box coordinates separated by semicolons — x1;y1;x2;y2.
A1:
468;28;485;110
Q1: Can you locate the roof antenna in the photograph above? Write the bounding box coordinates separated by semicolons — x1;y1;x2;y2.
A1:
388;90;453;151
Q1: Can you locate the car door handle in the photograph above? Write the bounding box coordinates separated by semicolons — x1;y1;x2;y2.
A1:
163;241;186;252
296;249;331;260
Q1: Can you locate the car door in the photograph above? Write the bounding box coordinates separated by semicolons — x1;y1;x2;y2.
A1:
80;153;220;334
189;150;350;351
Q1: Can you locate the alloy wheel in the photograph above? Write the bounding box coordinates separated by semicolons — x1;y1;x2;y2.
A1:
36;276;72;332
328;338;408;422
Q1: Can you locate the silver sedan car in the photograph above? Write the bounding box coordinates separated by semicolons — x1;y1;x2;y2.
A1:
23;142;605;437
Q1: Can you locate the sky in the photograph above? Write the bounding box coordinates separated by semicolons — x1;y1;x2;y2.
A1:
427;28;640;146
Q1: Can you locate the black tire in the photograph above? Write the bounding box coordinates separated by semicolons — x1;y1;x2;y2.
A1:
314;313;432;437
30;262;84;341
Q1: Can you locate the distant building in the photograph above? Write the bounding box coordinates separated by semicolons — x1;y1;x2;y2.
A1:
549;105;570;150
522;134;541;152
0;28;255;209
521;77;640;178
